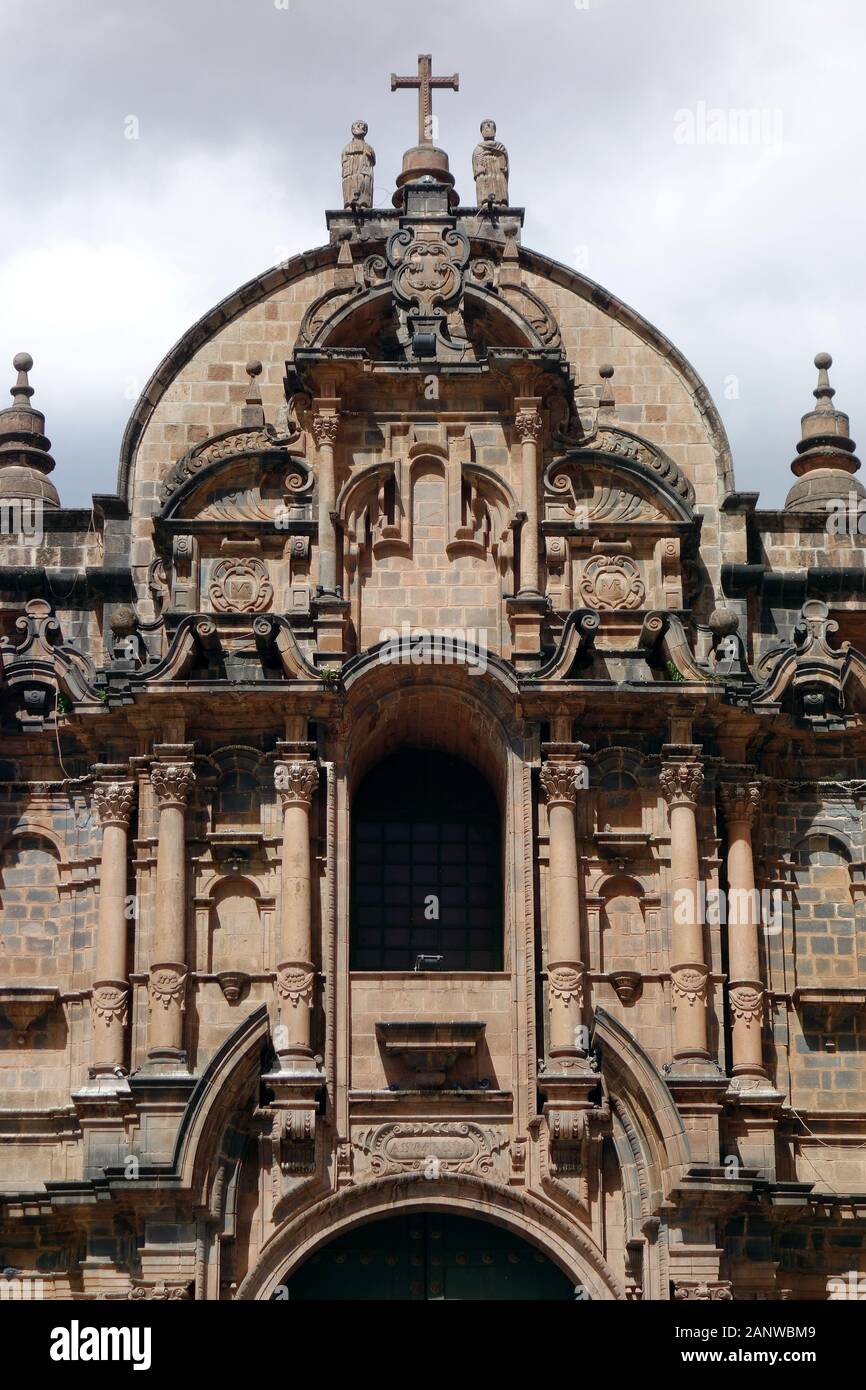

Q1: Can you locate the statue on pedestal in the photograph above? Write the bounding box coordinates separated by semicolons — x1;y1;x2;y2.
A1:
472;119;509;206
341;120;375;209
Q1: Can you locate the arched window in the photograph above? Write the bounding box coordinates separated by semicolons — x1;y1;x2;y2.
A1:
351;749;502;972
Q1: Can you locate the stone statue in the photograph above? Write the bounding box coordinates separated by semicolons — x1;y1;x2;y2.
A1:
341;120;375;208
472;119;509;206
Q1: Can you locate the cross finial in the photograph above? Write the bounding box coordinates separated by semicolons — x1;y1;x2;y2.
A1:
390;53;459;146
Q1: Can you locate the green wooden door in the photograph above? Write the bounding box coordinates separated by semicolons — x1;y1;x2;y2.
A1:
286;1212;576;1300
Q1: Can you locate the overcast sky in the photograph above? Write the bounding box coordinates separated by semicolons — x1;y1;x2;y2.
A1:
2;0;864;508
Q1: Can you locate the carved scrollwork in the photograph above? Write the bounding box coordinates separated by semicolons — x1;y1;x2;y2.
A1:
353;1122;508;1179
673;1281;733;1301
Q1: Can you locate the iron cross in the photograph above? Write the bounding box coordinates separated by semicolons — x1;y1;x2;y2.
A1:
390;53;459;146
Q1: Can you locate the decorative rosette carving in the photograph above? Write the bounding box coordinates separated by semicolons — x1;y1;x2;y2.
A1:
729;983;764;1027
670;964;708;1009
719;780;761;827
91;982;129;1029
150;763;195;807
276;965;315;1009
148;966;187;1012
548;964;584;1008
659;760;704;808
274;761;319;808
93;781;137;829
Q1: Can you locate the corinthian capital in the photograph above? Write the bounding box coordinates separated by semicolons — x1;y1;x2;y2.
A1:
312;414;340;447
93;781;137;828
150;763;195;808
540;761;587;806
274;761;319;808
659;759;704;808
719;780;761;827
514;407;543;443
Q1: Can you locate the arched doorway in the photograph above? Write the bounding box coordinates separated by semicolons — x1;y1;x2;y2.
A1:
284;1211;576;1300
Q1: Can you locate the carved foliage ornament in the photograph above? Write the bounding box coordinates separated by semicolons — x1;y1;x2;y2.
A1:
208;557;273;615
275;966;315;1009
150;763;195;807
548;965;584;1008
540;762;587;806
274;761;319;807
514;408;543;443
659;761;704;807
673;1281;733;1301
148;967;187;1013
671;965;708;1009
579;554;645;611
91;983;129;1029
729;984;764;1027
93;781;136;828
719;781;761;826
312;414;340;447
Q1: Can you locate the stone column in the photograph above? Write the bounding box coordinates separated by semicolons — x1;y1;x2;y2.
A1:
91;780;137;1077
540;760;588;1061
515;398;542;595
660;749;711;1065
274;759;320;1071
719;780;766;1082
312;403;340;595
147;760;195;1067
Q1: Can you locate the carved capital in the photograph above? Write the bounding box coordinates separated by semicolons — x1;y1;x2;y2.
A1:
93;781;137;829
729;983;764;1027
312;414;340;447
541;762;587;806
670;964;708;1009
673;1281;733;1301
91;981;129;1029
276;964;315;1009
274;761;319;809
150;762;195;808
147;965;187;1013
514;408;543;443
719;780;761;827
659;759;704;808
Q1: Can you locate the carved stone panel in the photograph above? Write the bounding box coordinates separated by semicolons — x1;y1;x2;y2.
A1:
579;554;645;611
352;1122;509;1180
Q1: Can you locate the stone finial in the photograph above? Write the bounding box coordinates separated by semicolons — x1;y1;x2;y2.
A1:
785;351;863;511
341;120;375;209
0;352;60;508
472;120;509;207
598;363;615;415
240;359;265;428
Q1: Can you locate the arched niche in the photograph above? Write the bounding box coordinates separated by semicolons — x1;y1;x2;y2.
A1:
600;875;646;975
597;770;643;833
209;877;262;974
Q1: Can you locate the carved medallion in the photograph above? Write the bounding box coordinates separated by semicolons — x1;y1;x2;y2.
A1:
579;554;645;611
208;557;273;614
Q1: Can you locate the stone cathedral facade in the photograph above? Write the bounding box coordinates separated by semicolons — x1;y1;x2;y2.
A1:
1;59;865;1302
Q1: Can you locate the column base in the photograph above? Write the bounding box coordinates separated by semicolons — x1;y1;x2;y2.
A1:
140;1046;191;1076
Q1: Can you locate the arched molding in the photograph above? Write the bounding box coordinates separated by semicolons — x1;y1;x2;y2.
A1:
234;1173;625;1300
